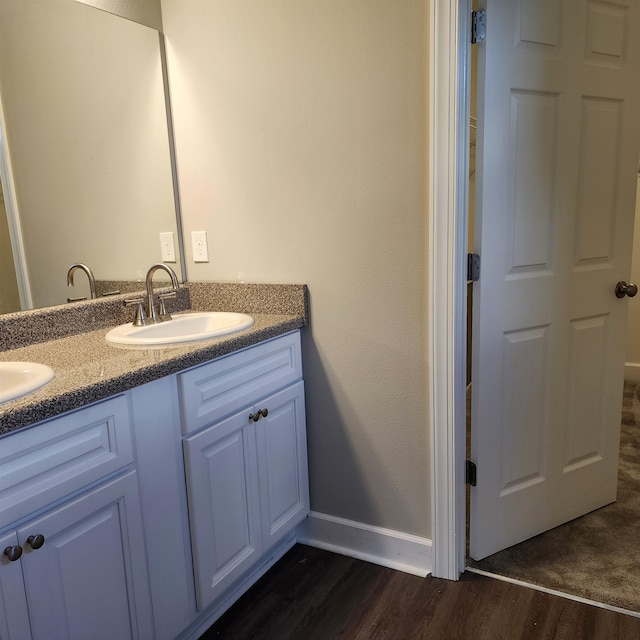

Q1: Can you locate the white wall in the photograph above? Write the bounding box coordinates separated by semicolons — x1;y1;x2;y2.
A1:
0;180;20;313
161;0;431;537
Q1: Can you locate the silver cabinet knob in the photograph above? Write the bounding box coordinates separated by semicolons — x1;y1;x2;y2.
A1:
615;281;638;298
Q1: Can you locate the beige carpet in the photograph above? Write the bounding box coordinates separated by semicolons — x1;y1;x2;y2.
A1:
467;381;640;613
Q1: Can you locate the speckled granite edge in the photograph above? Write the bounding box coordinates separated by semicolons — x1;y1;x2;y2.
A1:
186;283;309;323
0;282;309;352
0;287;190;351
0;315;303;434
0;282;309;433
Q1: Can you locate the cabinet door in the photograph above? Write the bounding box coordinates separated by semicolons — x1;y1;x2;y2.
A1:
18;471;153;640
0;531;31;640
255;381;309;549
183;410;262;611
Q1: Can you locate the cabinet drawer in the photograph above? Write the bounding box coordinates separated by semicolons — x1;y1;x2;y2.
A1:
178;331;302;435
0;395;134;526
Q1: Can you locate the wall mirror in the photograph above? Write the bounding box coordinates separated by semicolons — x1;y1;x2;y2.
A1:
0;0;183;313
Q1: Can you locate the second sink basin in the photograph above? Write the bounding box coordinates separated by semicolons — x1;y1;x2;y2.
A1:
105;311;254;346
0;362;55;404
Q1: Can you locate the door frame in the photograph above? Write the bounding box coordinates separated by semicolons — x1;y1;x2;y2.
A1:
428;0;471;580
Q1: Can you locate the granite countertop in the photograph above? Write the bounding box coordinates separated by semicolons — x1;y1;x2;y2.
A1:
0;283;309;435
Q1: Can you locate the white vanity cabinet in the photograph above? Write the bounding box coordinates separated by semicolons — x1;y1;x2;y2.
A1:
0;396;153;640
0;329;309;640
179;332;309;612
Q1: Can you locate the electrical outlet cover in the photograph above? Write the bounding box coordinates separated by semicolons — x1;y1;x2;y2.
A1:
160;232;176;262
192;231;209;262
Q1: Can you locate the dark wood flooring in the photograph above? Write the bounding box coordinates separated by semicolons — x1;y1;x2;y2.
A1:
199;544;640;639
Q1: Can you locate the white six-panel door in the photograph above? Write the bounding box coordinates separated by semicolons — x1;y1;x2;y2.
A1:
470;0;640;560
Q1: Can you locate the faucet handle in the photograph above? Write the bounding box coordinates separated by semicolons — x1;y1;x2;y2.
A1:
157;291;176;322
124;297;147;327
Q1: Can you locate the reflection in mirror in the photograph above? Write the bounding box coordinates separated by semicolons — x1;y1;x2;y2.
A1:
0;177;20;313
0;0;183;312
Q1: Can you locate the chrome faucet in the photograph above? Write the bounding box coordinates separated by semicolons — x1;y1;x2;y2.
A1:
66;263;97;301
124;263;180;326
145;262;179;324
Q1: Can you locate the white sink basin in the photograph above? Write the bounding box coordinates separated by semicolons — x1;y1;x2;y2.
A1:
105;311;254;346
0;362;55;404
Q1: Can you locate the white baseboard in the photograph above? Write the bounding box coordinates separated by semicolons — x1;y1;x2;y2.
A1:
625;362;640;381
296;511;432;577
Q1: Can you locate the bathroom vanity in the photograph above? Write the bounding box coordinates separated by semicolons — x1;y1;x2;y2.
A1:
0;284;310;640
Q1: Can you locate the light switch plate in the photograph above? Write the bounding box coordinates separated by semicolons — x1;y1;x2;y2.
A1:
160;232;176;262
192;231;209;262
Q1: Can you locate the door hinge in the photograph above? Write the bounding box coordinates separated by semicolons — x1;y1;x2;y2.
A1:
467;253;480;282
471;9;486;44
466;460;477;486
